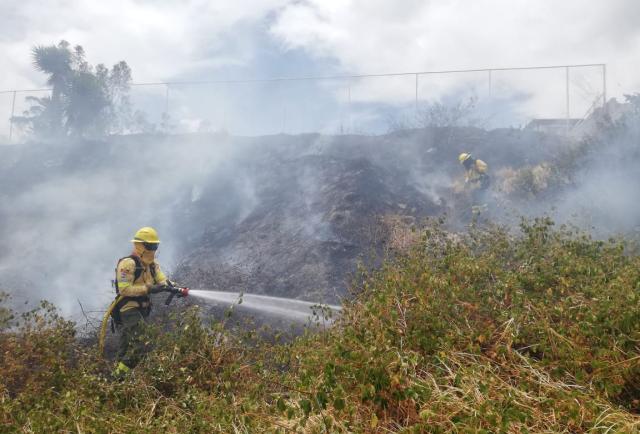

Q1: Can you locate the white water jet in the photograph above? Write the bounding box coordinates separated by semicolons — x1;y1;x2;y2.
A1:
188;289;341;322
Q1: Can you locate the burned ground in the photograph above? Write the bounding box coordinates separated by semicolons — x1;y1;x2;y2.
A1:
169;127;571;302
0;125;588;311
173;153;440;302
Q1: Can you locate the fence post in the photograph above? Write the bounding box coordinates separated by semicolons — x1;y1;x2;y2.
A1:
165;85;170;115
282;106;287;134
414;73;419;117
565;66;570;135
347;82;352;133
9;91;16;142
602;64;607;110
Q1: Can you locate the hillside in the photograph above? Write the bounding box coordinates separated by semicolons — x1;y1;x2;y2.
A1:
0;124;578;313
1;220;639;432
1;98;640;431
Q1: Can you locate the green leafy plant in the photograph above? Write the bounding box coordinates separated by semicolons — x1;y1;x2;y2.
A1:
1;220;639;432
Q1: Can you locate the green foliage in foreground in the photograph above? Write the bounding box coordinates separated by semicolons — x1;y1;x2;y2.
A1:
1;219;640;433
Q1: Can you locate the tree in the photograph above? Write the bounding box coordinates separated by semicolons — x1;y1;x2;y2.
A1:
29;41;73;137
105;61;134;133
14;40;134;139
65;69;111;136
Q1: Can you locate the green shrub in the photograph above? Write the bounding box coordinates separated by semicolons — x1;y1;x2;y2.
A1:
1;220;639;432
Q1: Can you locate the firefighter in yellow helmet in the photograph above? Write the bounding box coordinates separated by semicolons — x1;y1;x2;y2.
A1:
110;227;174;374
458;153;489;190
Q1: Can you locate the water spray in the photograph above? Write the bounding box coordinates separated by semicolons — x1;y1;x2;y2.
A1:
99;287;339;354
187;289;341;322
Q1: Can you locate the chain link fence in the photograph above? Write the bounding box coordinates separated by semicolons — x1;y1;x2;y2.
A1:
0;63;606;143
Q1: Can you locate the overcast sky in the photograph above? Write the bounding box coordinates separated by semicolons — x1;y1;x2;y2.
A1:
1;0;639;133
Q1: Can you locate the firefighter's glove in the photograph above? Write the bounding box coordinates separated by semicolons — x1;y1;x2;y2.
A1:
149;284;169;294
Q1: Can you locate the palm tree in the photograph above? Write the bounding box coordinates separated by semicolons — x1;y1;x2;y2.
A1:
23;40;133;139
31;41;73;135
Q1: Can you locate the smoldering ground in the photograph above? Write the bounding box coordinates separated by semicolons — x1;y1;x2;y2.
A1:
1;98;640;322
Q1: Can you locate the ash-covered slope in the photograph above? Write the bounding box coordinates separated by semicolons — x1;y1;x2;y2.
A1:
0;125;583;313
174;153;439;302
170;127;565;302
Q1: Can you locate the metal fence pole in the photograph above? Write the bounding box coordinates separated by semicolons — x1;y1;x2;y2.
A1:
347;82;352;133
9;91;16;142
282;105;287;134
165;85;170;115
488;70;492;98
602;64;607;110
565;66;570;134
414;73;419;117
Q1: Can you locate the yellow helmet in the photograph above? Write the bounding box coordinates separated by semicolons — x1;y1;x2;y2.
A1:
131;226;160;244
458;153;472;164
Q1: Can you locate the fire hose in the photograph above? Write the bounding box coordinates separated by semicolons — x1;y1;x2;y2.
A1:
98;283;189;354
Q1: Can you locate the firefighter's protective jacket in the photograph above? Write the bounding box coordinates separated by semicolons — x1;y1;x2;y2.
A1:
465;159;488;185
116;257;167;312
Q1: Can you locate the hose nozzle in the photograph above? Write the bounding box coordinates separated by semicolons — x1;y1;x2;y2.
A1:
164;286;189;305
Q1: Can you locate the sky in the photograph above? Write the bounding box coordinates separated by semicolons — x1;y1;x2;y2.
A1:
1;0;640;134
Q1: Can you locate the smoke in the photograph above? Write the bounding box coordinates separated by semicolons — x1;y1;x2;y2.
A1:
551;107;640;236
2;95;640;322
0;135;253;319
